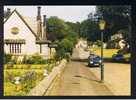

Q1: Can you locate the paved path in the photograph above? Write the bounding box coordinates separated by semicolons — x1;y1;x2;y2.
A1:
89;62;130;95
45;61;115;96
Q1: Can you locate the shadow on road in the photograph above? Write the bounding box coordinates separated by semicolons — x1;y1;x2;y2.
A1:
71;58;130;64
73;74;114;95
85;64;100;68
74;75;101;83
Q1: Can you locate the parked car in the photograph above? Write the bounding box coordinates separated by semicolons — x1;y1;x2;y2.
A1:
112;54;124;61
88;54;102;67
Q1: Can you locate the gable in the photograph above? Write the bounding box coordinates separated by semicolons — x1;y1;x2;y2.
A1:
4;10;39;39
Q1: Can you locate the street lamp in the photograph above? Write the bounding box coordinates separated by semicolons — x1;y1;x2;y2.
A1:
98;19;106;82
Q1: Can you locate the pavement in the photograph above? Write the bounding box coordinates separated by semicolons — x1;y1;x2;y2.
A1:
89;62;130;96
44;61;130;96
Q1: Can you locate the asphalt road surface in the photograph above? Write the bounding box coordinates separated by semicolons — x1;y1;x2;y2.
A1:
44;61;130;96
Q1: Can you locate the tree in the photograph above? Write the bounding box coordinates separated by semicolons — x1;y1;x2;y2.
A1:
47;17;79;60
80;19;100;42
95;6;131;37
66;22;81;35
47;16;70;41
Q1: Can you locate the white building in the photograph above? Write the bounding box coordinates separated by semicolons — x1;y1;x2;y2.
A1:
72;39;90;60
4;7;51;60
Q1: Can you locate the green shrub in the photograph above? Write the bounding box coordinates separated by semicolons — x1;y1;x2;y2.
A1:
106;40;116;49
16;91;26;96
24;54;48;64
7;62;14;69
4;54;12;64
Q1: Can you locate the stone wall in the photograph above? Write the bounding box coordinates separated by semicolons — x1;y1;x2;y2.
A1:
27;59;67;96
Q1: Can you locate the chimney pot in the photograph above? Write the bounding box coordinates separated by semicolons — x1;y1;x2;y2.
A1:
43;15;46;26
42;15;47;40
37;6;42;39
37;6;41;20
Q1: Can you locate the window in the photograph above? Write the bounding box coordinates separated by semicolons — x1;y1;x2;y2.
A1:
11;27;19;35
9;44;22;54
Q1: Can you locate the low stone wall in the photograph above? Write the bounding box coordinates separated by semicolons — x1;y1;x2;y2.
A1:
27;59;67;96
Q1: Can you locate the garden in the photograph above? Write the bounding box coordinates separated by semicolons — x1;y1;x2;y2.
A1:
4;54;58;96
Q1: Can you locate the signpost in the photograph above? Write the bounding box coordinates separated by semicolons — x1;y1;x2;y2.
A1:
98;19;106;82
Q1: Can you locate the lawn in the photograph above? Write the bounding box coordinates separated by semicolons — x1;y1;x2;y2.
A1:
91;48;119;58
90;48;130;59
4;63;56;96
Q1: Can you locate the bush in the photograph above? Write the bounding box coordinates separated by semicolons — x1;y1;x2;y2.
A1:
55;48;65;61
96;40;102;47
4;54;12;64
117;47;130;55
65;53;71;62
23;54;48;64
106;40;116;49
7;62;14;69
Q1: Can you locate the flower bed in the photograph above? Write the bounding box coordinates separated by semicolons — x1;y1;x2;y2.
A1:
4;63;58;96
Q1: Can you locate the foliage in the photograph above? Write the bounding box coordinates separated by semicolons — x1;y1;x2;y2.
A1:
95;5;131;38
4;60;57;96
117;47;130;55
106;40;119;49
65;22;81;35
4;54;12;64
23;54;48;64
95;40;102;47
80;19;100;42
79;6;131;43
4;69;44;96
54;31;78;61
47;17;79;60
118;29;130;43
4;58;59;96
47;16;70;41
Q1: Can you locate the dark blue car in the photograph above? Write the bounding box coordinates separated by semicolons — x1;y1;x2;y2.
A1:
88;54;102;67
112;54;124;61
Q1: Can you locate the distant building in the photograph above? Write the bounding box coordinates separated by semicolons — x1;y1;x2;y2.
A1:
111;33;123;40
72;39;90;60
119;39;128;49
4;7;51;60
110;30;130;49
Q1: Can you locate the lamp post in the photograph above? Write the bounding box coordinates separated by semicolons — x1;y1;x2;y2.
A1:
98;19;106;82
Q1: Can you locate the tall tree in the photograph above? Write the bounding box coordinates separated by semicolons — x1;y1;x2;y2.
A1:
66;21;81;35
95;5;131;37
47;16;70;41
80;19;100;42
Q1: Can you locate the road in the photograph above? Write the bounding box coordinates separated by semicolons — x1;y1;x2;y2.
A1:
44;61;130;96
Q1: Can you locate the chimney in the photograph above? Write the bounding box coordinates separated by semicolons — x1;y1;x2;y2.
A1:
42;15;47;40
37;6;42;40
37;6;41;21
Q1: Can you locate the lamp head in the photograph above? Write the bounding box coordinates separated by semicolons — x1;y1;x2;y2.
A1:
99;20;106;30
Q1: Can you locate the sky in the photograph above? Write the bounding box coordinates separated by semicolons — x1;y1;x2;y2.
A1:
4;6;96;23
